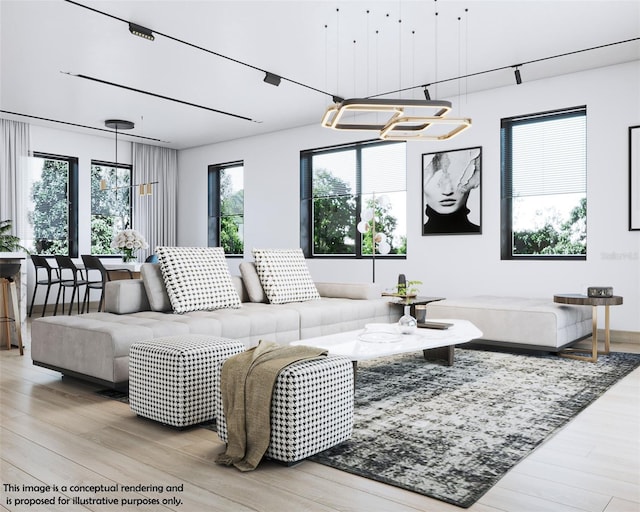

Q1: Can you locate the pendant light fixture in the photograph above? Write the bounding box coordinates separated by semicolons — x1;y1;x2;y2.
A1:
102;119;157;196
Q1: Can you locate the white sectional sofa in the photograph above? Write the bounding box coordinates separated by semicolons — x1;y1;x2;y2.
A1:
31;262;400;390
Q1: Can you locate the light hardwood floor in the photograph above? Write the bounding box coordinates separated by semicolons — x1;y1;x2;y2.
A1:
1;327;638;512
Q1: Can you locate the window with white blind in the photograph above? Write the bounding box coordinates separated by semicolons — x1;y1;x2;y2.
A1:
501;107;587;259
300;140;406;257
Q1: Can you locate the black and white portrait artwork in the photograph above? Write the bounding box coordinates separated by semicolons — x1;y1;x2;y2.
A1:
422;147;482;235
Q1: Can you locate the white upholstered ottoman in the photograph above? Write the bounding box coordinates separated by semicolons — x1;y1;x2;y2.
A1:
426;296;592;350
129;334;245;427
216;355;354;464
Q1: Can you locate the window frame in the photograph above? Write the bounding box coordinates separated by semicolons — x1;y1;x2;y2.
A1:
300;138;407;259
90;159;133;255
208;161;244;257
500;106;587;261
30;152;79;257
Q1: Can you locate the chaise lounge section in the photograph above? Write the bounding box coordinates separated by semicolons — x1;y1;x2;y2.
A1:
426;295;593;351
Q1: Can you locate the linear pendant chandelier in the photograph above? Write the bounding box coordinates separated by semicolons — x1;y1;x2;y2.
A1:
321;98;472;141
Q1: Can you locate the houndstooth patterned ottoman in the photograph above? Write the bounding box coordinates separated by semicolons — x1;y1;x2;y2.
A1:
129;334;245;428
216;355;354;463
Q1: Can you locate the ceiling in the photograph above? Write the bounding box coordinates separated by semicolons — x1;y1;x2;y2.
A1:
1;0;639;150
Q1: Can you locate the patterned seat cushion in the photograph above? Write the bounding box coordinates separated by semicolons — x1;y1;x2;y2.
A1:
216;355;354;462
129;334;245;427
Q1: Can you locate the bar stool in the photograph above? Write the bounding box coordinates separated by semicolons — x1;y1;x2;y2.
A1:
28;254;61;317
53;255;88;315
0;263;24;355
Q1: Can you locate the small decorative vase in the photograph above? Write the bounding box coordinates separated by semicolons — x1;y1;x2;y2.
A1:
398;305;417;334
122;249;136;263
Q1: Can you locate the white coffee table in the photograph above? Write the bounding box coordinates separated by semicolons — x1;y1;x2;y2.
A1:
292;319;482;372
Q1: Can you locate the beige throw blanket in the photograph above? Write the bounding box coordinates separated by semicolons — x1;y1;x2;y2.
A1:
215;340;328;471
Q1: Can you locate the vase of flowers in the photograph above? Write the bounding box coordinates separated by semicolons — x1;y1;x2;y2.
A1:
111;229;148;262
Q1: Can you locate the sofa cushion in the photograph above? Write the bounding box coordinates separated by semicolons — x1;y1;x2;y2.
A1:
252;248;320;304
105;279;151;314
239;262;267;303
140;263;171;312
156;246;241;314
315;282;382;300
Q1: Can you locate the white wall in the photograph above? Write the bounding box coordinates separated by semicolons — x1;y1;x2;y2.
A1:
178;61;640;332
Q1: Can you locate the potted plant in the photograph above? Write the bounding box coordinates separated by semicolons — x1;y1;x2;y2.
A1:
394;279;422;298
0;220;29;253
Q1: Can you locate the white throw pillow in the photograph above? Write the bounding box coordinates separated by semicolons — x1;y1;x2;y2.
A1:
252;248;320;304
156;246;241;313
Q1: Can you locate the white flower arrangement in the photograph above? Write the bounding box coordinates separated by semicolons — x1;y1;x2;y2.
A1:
111;229;149;261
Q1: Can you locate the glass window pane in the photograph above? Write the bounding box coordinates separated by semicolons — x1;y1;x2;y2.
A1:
312;151;357;198
210;163;244;255
26;156;69;254
91;163;131;255
313;194;356;255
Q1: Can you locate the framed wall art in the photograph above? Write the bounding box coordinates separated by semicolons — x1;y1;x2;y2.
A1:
630;125;640;231
422;146;482;235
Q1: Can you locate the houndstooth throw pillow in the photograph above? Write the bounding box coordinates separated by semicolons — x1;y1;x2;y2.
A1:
156;246;241;313
252;248;320;304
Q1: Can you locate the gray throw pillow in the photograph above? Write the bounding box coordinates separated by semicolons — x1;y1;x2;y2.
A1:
239;262;268;303
140;263;172;312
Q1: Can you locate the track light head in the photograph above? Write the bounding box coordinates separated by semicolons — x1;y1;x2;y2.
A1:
514;67;522;85
263;72;281;86
129;23;155;41
423;87;431;100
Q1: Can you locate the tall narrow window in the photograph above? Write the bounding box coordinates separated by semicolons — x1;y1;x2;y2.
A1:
208;162;244;256
26;153;79;256
91;161;132;254
301;140;406;257
501;107;587;259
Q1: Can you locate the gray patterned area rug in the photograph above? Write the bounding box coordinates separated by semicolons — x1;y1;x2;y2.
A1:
309;348;640;508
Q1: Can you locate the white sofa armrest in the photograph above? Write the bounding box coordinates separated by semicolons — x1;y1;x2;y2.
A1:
105;279;151;314
315;282;382;300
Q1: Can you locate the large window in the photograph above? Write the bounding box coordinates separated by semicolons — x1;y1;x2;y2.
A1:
501;107;587;260
26;153;78;256
301;140;406;258
208;162;244;255
91;161;132;254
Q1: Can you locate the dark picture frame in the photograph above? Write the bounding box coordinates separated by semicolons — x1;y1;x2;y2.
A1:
630;125;640;231
422;146;482;235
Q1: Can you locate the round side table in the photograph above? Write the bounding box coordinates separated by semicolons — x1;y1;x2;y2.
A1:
553;294;623;363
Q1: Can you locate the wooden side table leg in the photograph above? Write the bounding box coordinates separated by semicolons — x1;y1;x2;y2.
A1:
9;280;24;356
2;281;11;350
603;305;611;355
591;305;598;362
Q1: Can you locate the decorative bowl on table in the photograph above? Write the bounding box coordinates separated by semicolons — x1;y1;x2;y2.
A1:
358;323;402;343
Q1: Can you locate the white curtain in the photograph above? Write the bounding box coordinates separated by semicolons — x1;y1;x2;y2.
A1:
0;119;31;241
132;142;178;260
